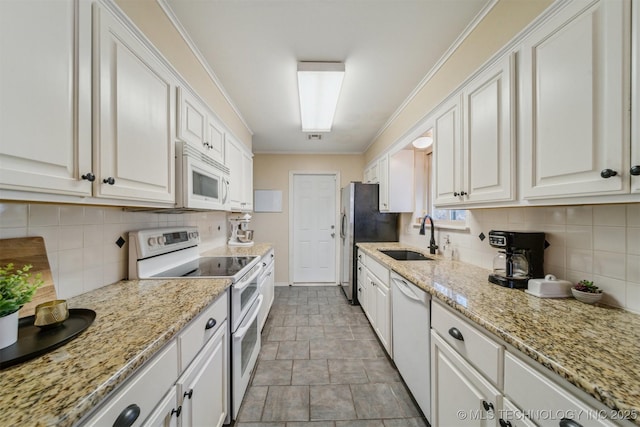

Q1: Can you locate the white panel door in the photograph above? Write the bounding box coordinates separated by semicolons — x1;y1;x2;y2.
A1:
94;4;175;203
292;174;337;283
520;0;630;198
0;0;92;196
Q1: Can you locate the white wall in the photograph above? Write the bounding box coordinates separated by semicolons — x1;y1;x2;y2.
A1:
400;203;640;313
0;202;228;299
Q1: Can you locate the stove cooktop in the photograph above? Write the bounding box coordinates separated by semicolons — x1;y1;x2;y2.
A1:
152;256;258;279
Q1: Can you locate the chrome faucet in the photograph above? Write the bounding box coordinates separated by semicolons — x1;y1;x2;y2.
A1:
419;214;438;254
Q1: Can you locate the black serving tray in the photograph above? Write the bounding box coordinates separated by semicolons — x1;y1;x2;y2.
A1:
0;308;96;369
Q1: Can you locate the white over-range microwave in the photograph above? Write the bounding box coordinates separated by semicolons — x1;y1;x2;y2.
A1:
176;141;230;210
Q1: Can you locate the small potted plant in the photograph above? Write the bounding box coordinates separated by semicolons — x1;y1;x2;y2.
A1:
0;263;43;349
571;279;603;304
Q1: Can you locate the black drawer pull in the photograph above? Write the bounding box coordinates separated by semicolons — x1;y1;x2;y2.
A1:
482;400;494;412
499;419;512;427
559;419;583;427
184;389;193;399
171;406;182;418
103;176;116;185
113;404;140;427
205;318;217;330
448;327;464;341
81;172;95;182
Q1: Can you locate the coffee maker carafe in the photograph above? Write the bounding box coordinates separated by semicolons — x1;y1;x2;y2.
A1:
488;230;546;289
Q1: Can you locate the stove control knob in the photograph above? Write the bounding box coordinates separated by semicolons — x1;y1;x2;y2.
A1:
147;237;157;246
157;236;165;245
193;231;199;239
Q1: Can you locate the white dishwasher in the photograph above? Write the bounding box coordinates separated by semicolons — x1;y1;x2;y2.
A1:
391;271;431;422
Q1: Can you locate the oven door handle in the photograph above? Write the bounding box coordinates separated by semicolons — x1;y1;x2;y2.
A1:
234;263;263;292
234;295;263;339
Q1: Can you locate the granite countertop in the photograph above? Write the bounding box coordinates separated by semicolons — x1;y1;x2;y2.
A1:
1;243;273;427
358;242;640;425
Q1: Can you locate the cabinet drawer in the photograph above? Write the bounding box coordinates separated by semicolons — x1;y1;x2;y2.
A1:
356;260;365;286
179;291;228;372
504;352;618;427
366;255;389;285
83;341;178;427
431;301;503;386
356;249;366;265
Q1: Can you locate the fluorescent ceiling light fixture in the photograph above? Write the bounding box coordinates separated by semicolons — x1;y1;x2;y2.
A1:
297;62;345;132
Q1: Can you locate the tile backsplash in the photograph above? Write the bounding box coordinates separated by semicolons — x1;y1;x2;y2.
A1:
400;203;640;313
0;202;228;299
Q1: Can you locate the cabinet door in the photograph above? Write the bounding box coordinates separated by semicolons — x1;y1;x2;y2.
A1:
632;2;640;193
179;321;229;427
463;54;515;204
242;151;253;210
226;137;243;210
94;4;175;204
388;149;415;212
520;0;630;199
141;387;179;427
378;154;389;211
501;398;536;427
0;0;92;196
374;279;391;356
431;332;501;427
434;94;463;206
206;117;225;165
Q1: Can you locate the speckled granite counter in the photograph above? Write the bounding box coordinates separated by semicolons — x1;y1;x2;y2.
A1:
0;243;272;427
358;242;640;425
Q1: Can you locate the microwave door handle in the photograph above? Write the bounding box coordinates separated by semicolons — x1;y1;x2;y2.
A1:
222;178;229;204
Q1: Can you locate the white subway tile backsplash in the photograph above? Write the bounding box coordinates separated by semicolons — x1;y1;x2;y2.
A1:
593;205;626;226
566;205;593;225
0;203;28;228
0;203;229;299
59;205;85;226
414;203;640;311
29;204;59;226
593;226;626;253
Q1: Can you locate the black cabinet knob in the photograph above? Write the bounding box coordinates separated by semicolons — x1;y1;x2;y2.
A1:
113;404;140;427
81;172;95;182
630;165;640;176
184;389;194;399
499;419;512;427
103;177;116;185
205;318;217;330
460;191;467;196
448;327;464;341
559;418;583;427
453;192;459;197
482;400;494;412
600;169;617;178
171;406;182;418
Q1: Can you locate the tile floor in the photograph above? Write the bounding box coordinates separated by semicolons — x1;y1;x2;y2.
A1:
233;286;428;427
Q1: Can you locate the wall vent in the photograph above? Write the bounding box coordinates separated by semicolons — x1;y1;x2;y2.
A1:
307;134;322;141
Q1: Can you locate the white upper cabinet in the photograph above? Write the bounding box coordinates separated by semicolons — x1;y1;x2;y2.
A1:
0;0;92;197
519;0;631;199
379;149;414;212
632;3;640;193
433;94;463;206
462;54;515;204
225;136;253;211
434;53;515;207
93;3;176;204
178;87;225;165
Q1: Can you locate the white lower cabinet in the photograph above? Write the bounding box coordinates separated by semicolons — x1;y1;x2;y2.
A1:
82;341;179;427
504;352;618;427
177;321;228;427
431;332;502;427
360;255;392;356
81;291;229;427
258;250;276;331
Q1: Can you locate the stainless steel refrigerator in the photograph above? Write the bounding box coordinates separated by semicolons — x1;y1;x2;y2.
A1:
340;182;399;304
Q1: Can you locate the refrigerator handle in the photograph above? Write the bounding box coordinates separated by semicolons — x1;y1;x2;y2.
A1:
340;212;347;239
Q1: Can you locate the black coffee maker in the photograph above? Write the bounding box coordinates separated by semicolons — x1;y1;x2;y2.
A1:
487;230;546;289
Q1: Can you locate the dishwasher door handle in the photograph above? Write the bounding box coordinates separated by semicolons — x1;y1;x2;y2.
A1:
392;277;423;303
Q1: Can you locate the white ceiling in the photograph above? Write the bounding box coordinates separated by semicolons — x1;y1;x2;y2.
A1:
163;0;491;154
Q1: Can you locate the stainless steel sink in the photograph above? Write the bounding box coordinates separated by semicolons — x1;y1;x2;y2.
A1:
378;249;433;261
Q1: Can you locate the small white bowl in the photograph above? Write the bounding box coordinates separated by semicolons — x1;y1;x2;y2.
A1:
571;288;603;304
